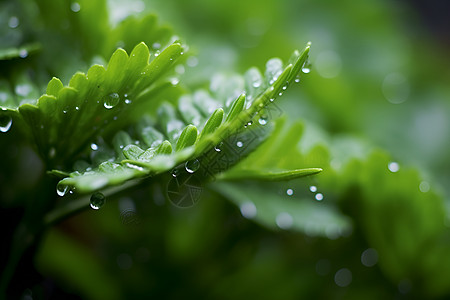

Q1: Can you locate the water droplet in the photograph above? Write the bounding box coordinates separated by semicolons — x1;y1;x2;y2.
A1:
240;201;257;219
104;93;120;109
90;143;98;151
214;142;223;152
388;162;400;172
171;169;179;177
0;115;12;132
90;192;105;210
419;181;430;193
315;193;324;201
125;163;145;172
278;92;283;96
236;141;243;148
152;42;161;49
286;188;294;196
62;106;69;114
282;85;287;91
56;182;69;197
294;77;300;83
124;98;131;104
276;212;293;230
252;81;261;88
19;49;28;58
258;116;268;125
8;16;19;28
75;106;80;111
154;50;160;57
185;159;200;173
302;60;311;74
361;248;378;267
171;78;179;85
71;2;81;12
334;268;352;287
269;98;275;102
309;185;317;192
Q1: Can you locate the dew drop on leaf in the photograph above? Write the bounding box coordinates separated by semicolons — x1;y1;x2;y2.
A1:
302;60;311;74
19;49;28;58
315;193;324;201
90;192;105;210
56;182;69;197
236;141;243;148
71;2;81;12
104;93;120;109
286;188;294;196
185;159;200;174
258;116;268;125
214;142;223;152
0;115;12;132
388;162;400;172
90;143;98;151
240;201;257;219
309;185;317;192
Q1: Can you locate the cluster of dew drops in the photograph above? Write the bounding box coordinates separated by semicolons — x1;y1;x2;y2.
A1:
57;182;106;210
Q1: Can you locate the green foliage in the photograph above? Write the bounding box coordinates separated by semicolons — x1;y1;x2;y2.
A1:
1;0;450;299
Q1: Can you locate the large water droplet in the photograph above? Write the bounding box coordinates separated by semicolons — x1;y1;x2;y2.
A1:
315;193;324;201
19;49;28;58
388;162;400;173
286;188;294;196
309;185;317;192
240;201;257;219
104;93;120;109
302;60;311;74
185;159;200;173
90;143;98;151
90;192;105;210
258;116;268;125
236;141;243;148
71;2;81;12
56;182;69;197
0;115;12;132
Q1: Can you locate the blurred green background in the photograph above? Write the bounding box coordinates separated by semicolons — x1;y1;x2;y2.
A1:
1;0;450;299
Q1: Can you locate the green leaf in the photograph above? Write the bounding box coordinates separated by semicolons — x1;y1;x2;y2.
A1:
198;108;224;140
0;43;40;61
1;42;183;166
52;43;315;195
176;125;198;151
211;181;351;236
